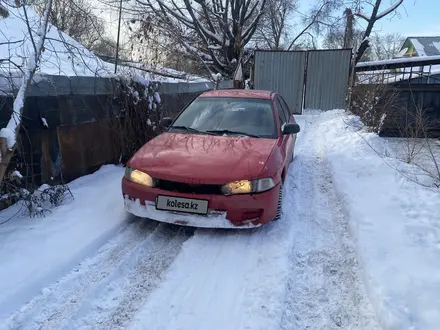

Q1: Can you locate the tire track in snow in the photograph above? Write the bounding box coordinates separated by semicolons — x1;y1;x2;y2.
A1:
280;115;379;330
1;217;157;330
124;204;302;329
125;227;283;330
68;223;194;330
2;218;194;330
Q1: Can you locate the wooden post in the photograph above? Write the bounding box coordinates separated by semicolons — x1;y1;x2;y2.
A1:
233;60;243;89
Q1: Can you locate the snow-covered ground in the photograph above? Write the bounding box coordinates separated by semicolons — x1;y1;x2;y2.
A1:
0;110;439;329
0;165;127;321
321;111;440;329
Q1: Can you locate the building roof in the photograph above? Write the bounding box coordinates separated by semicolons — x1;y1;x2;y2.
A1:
200;89;273;100
402;37;440;57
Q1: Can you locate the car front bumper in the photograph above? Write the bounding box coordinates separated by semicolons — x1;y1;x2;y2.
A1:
121;178;280;229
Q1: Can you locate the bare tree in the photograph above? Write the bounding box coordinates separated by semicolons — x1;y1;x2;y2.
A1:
371;32;405;60
131;0;268;77
0;2;8;17
308;0;404;62
323;27;373;60
352;84;440;188
0;0;53;185
32;0;108;51
284;0;337;51
353;0;404;63
253;0;298;50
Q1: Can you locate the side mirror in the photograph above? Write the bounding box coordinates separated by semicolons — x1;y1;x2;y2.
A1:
282;123;300;135
160;117;173;127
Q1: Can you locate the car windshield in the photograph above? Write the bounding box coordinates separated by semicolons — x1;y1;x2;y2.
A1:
169;97;277;138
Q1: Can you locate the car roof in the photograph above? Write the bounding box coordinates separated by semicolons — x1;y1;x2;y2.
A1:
199;89;274;100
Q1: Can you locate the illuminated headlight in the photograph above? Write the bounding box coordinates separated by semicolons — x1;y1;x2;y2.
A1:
221;178;275;195
124;167;155;187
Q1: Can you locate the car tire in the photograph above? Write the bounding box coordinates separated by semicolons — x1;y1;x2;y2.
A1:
273;182;283;221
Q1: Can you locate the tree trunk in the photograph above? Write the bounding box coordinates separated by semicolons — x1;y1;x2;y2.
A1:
0;0;53;187
355;0;382;63
343;8;353;49
0;139;13;190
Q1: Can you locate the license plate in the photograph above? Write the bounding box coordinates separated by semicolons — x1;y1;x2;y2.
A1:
156;195;209;215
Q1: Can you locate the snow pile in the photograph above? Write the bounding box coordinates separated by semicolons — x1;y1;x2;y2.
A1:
117;60;208;82
356;55;440;70
313;110;440;329
0;127;16;149
0;165;127;320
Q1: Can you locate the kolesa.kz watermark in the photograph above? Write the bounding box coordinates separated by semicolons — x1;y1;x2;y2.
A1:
167;199;199;210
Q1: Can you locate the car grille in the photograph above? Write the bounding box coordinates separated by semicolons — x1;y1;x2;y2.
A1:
156;179;223;195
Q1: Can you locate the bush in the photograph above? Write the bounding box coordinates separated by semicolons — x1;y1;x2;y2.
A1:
114;75;165;163
0;168;73;217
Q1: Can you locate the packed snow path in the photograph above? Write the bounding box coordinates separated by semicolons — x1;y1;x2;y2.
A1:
280;117;378;329
0;115;379;330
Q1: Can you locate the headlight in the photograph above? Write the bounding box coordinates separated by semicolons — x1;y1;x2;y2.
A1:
221;178;275;195
125;167;155;187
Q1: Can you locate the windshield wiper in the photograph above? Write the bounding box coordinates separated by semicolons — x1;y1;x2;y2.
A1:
170;125;214;135
205;129;260;138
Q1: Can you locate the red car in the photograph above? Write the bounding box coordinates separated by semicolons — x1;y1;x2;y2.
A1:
122;89;300;229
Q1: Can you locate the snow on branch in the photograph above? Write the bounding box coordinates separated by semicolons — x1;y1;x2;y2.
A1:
353;0;404;64
133;0;266;76
0;0;53;149
0;3;9;18
354;11;370;22
376;0;404;20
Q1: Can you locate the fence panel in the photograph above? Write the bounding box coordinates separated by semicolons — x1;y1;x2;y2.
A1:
304;49;352;110
254;51;306;114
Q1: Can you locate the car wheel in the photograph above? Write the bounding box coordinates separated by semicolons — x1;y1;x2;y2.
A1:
273;182;283;221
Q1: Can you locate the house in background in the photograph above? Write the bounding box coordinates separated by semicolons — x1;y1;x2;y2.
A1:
393;36;440;82
396;36;440;58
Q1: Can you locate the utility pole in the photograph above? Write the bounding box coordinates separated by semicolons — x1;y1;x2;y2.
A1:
114;0;123;74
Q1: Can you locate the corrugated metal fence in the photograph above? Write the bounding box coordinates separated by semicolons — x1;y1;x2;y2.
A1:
304;50;351;110
253;51;306;114
253;49;352;113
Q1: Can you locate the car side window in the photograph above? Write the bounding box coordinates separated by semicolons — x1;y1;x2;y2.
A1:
276;98;287;128
278;95;292;118
278;96;291;121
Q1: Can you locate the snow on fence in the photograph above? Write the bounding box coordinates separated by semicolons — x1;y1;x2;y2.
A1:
0;76;233;186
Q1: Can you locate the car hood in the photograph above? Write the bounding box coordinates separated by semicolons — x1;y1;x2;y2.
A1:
129;132;277;184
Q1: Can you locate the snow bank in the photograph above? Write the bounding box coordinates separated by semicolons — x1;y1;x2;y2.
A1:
0;165;127;320
356;54;440;69
314;110;440;329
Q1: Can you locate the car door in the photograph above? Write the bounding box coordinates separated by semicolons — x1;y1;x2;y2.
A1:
276;95;295;164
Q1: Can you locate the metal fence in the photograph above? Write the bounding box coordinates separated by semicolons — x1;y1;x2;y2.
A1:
304;49;351;110
253;49;352;113
253;51;306;114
